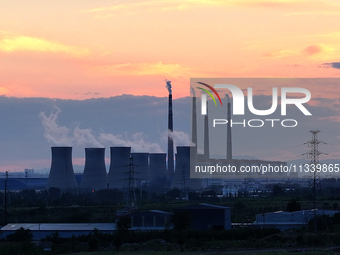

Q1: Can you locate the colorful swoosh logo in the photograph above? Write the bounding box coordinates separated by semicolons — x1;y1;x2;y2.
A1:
196;82;223;106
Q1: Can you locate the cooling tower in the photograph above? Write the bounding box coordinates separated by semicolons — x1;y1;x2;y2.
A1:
107;147;131;189
46;147;77;190
171;146;202;190
149;153;167;181
80;148;107;190
131;153;150;185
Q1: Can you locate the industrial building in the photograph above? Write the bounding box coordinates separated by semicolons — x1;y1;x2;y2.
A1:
131;210;172;229
174;203;231;230
36;81;289;192
254;209;340;231
0;222;167;240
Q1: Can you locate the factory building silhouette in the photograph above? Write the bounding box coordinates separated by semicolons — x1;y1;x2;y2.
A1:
45;81;287;192
45;80;200;191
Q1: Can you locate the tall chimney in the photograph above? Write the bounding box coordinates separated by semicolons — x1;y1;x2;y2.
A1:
166;80;174;176
226;95;232;160
191;89;197;156
204;101;209;159
46;147;77;190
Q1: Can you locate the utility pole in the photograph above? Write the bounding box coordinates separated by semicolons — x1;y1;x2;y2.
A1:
303;130;327;232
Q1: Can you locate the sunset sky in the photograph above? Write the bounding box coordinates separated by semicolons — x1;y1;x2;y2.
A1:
0;1;340;173
2;0;340;99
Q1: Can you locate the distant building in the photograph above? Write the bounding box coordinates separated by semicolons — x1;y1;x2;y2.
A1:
1;223;116;239
1;221;168;240
174;203;231;230
255;209;340;231
131;210;172;229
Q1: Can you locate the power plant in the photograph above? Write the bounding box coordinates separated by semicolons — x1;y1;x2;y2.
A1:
80;148;107;190
44;81;288;193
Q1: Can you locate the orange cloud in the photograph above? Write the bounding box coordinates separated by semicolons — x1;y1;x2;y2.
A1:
91;62;193;76
264;44;337;61
0;36;89;56
84;0;311;18
0;87;9;95
303;45;322;55
264;49;297;58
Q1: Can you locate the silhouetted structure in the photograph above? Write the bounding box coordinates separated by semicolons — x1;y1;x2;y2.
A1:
149;153;167;190
226;95;232;160
46;147;77;190
107;147;131;189
174;203;231;230
80;148;107;190
131;152;150;186
172;146;202;190
167;80;174;181
204;102;209;159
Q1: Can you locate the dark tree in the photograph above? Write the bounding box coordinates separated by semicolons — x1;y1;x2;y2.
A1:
114;216;131;251
272;185;284;196
7;227;33;242
171;211;191;232
286;199;301;212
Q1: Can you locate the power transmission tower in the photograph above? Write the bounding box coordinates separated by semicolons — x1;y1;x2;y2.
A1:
303;130;327;231
125;157;137;213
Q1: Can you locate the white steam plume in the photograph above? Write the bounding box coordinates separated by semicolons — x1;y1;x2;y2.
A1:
99;132;163;153
162;130;194;153
39;106;72;146
73;127;103;148
40;107;103;147
40;107;163;151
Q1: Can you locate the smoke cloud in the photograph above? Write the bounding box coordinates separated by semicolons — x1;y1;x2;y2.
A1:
162;130;193;152
165;80;172;94
191;87;195;97
40;107;162;151
39;106;72;146
98;132;163;153
73;127;103;148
